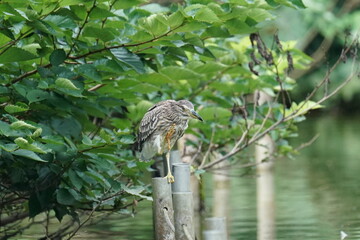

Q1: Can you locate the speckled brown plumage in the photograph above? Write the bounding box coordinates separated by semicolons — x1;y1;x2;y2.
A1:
136;99;203;182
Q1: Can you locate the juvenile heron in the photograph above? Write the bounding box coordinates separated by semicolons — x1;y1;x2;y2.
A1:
136;100;203;183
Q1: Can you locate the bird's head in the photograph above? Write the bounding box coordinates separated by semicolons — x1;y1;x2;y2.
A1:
177;100;203;122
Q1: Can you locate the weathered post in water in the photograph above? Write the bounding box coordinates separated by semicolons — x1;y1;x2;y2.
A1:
152;177;175;240
204;217;228;240
202;230;222;240
255;91;275;240
172;163;195;240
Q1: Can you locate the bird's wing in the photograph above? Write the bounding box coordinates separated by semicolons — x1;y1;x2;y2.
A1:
137;101;173;151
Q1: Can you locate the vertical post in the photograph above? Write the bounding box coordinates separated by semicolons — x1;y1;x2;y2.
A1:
152;177;175;240
178;135;202;237
173;192;194;240
170;150;181;165
211;152;230;232
255;91;275;240
172;163;190;192
172;163;195;240
204;217;228;240
203;230;223;240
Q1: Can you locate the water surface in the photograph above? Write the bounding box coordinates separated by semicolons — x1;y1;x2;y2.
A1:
80;116;360;239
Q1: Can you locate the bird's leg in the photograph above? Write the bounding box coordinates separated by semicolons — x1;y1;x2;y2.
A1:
165;151;174;183
164;125;175;183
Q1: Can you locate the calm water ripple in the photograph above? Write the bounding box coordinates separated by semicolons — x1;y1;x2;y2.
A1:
79;116;360;240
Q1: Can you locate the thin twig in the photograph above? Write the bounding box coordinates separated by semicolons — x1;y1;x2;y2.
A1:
5;24;184;87
67;0;97;58
249;100;272;143
198;127;215;168
295;134;320;151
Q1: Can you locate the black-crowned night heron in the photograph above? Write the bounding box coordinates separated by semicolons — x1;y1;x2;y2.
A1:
136;100;203;183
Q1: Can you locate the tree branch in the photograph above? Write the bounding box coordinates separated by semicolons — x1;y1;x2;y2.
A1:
201;35;359;170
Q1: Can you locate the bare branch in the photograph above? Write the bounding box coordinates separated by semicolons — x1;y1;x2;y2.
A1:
295;134;320;152
198;127;215;168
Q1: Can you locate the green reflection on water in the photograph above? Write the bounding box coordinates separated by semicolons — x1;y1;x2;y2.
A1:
22;116;360;239
228;116;360;239
85;116;360;239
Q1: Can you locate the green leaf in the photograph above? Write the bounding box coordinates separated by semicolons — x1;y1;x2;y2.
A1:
113;0;145;9
266;0;306;8
198;107;232;120
284;101;323;118
174;22;208;32
0;121;21;137
139;14;169;36
44;15;76;29
137;73;173;85
0;28;15;40
193;61;227;74
119;135;135;144
50;49;66;66
246;8;273;22
11;120;37;130
31;128;42;138
89;6;117;19
14;137;29;148
0;142;17;152
288;0;306;8
4;103;29;113
28;194;42;218
123;185;152;201
27;89;50;103
129;83;160;94
55;78;80;90
68;170;83;190
14;137;47;154
12;149;47;162
82;26;117;42
160;66;203;87
0;47;38;63
168;11;185;28
77;64;102;82
110;48;145;74
225;19;254;34
54;205;68;222
195;7;221;23
56;188;77;205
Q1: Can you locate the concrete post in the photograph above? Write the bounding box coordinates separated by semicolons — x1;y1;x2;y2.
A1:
152;177;175;240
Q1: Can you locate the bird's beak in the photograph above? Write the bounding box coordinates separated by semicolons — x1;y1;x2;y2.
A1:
190;110;203;122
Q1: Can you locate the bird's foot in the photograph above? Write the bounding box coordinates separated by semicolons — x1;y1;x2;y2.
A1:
164;172;175;183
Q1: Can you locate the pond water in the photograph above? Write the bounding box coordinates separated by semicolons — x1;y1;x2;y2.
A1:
227;115;360;239
72;115;360;240
71;116;360;239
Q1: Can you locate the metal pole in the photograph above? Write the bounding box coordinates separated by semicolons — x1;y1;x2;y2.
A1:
172;163;190;192
204;217;228;240
170;150;181;165
172;163;195;240
152;177;175;240
203;230;222;240
173;192;194;240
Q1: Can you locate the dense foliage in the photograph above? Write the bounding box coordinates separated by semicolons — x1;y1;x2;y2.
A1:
0;0;357;238
273;0;360;107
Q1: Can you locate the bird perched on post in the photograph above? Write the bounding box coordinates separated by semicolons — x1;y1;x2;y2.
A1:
136;100;203;183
